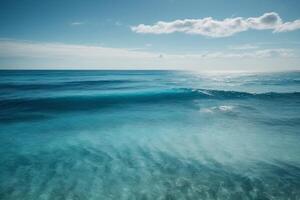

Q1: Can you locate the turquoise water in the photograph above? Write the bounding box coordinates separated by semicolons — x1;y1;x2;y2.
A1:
0;70;300;199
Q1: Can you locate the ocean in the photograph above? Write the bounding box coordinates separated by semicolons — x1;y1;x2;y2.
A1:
0;70;299;199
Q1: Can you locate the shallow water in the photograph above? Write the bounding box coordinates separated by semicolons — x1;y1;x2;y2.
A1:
0;70;300;200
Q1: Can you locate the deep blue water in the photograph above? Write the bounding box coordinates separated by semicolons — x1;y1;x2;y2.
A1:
0;70;300;200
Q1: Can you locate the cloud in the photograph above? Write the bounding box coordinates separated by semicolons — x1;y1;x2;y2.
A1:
229;44;259;50
70;22;84;26
200;49;295;59
246;12;282;30
0;39;155;59
0;39;297;70
0;39;293;60
0;39;163;68
275;20;300;32
115;21;122;26
131;12;300;37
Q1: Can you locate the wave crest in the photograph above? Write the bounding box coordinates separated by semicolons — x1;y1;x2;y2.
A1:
0;88;299;122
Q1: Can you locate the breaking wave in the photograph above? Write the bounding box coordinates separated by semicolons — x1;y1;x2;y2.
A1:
1;88;299;111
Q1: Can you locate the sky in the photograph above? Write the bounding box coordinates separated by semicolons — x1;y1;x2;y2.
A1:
0;0;300;71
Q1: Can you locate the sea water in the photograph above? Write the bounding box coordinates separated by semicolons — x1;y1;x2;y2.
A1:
0;70;299;199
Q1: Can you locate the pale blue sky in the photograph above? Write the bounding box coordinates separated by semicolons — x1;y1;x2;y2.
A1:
0;0;300;71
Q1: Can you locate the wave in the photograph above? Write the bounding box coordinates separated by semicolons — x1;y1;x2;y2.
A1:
0;79;138;91
0;88;299;114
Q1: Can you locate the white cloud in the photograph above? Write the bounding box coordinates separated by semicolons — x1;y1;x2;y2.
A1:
131;12;300;37
178;48;294;59
246;12;282;30
275;20;300;32
0;39;293;60
254;49;295;58
0;39;298;71
229;44;259;50
70;22;84;26
0;39;155;59
203;49;295;59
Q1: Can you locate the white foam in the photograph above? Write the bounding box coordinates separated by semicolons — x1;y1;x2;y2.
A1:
218;105;234;112
200;105;234;113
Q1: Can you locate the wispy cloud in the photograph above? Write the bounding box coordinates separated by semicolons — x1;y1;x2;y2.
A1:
115;21;122;26
229;44;259;50
274;20;300;32
131;12;300;37
197;49;295;59
0;39;293;59
0;39;155;59
70;22;84;26
0;39;298;70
